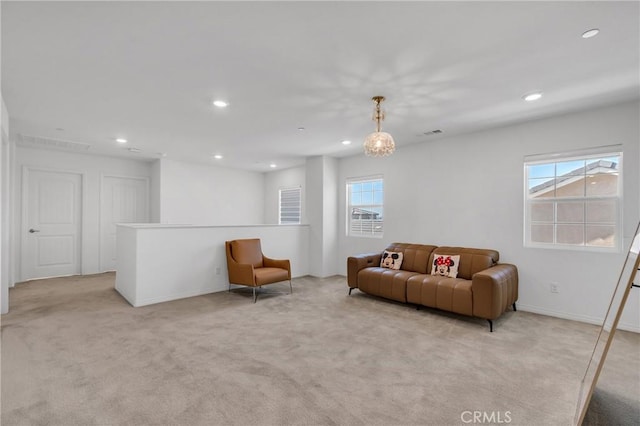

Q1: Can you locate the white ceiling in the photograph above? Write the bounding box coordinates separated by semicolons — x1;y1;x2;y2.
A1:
2;1;639;171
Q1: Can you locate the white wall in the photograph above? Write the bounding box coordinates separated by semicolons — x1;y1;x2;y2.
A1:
115;223;309;307
157;158;265;225
322;157;338;276
1;94;9;314
1;98;7;137
338;101;640;331
13;147;153;282
1;1;7;312
150;159;161;223
306;156;339;277
263;165;306;224
307;157;323;277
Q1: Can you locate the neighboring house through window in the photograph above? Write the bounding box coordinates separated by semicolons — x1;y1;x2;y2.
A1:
347;176;384;237
524;147;622;250
279;187;301;224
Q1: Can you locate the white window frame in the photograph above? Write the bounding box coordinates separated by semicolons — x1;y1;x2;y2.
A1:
346;175;384;238
524;146;623;252
279;187;301;225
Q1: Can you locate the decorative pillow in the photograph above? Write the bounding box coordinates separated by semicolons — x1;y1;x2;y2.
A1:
380;250;403;270
431;254;460;278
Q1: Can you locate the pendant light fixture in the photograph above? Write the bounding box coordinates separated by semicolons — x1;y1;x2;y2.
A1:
363;96;395;157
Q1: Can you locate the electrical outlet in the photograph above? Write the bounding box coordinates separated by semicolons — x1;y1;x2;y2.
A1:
550;283;559;293
215;267;221;275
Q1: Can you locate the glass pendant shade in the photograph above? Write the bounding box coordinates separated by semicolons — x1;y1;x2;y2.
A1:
363;96;395;157
363;131;395;157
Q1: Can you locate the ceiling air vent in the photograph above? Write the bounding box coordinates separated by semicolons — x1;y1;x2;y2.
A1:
16;134;91;152
423;129;443;136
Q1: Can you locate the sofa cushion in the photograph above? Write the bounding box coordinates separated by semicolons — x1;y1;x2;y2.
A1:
384;243;437;274
406;274;473;316
357;268;418;303
430;247;498;280
431;254;460;278
380;250;403;270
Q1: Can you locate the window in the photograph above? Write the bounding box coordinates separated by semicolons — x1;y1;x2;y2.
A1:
347;176;384;237
279;187;301;224
525;148;622;250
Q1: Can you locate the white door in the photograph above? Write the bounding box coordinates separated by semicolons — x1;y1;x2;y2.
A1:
22;169;82;280
100;176;149;271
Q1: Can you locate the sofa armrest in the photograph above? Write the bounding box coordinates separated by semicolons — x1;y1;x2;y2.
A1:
347;252;382;288
471;264;519;320
263;256;291;279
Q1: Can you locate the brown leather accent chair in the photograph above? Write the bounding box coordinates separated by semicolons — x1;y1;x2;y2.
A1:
225;238;292;302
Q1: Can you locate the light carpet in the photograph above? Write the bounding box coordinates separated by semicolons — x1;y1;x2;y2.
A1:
1;273;638;425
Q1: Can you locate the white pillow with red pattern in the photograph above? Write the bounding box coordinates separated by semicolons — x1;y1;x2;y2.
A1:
431;254;460;278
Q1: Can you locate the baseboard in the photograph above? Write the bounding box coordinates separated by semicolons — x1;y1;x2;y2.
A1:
133;279;306;307
134;286;225;307
114;285;136;307
517;304;640;333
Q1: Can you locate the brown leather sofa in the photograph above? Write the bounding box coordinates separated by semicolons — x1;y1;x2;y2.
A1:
347;243;518;331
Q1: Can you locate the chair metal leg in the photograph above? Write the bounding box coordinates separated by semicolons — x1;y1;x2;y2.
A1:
513;302;517;311
289;280;293;294
253;287;257;303
228;282;231;293
348;288;354;295
488;319;494;332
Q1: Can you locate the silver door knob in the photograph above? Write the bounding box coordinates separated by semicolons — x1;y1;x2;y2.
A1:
29;228;40;233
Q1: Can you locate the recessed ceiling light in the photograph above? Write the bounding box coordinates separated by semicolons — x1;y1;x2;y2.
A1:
523;92;543;102
213;154;223;159
269;163;277;168
128;147;140;153
116;138;128;144
582;28;600;39
341;140;352;145
297;127;305;131
213;100;228;108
